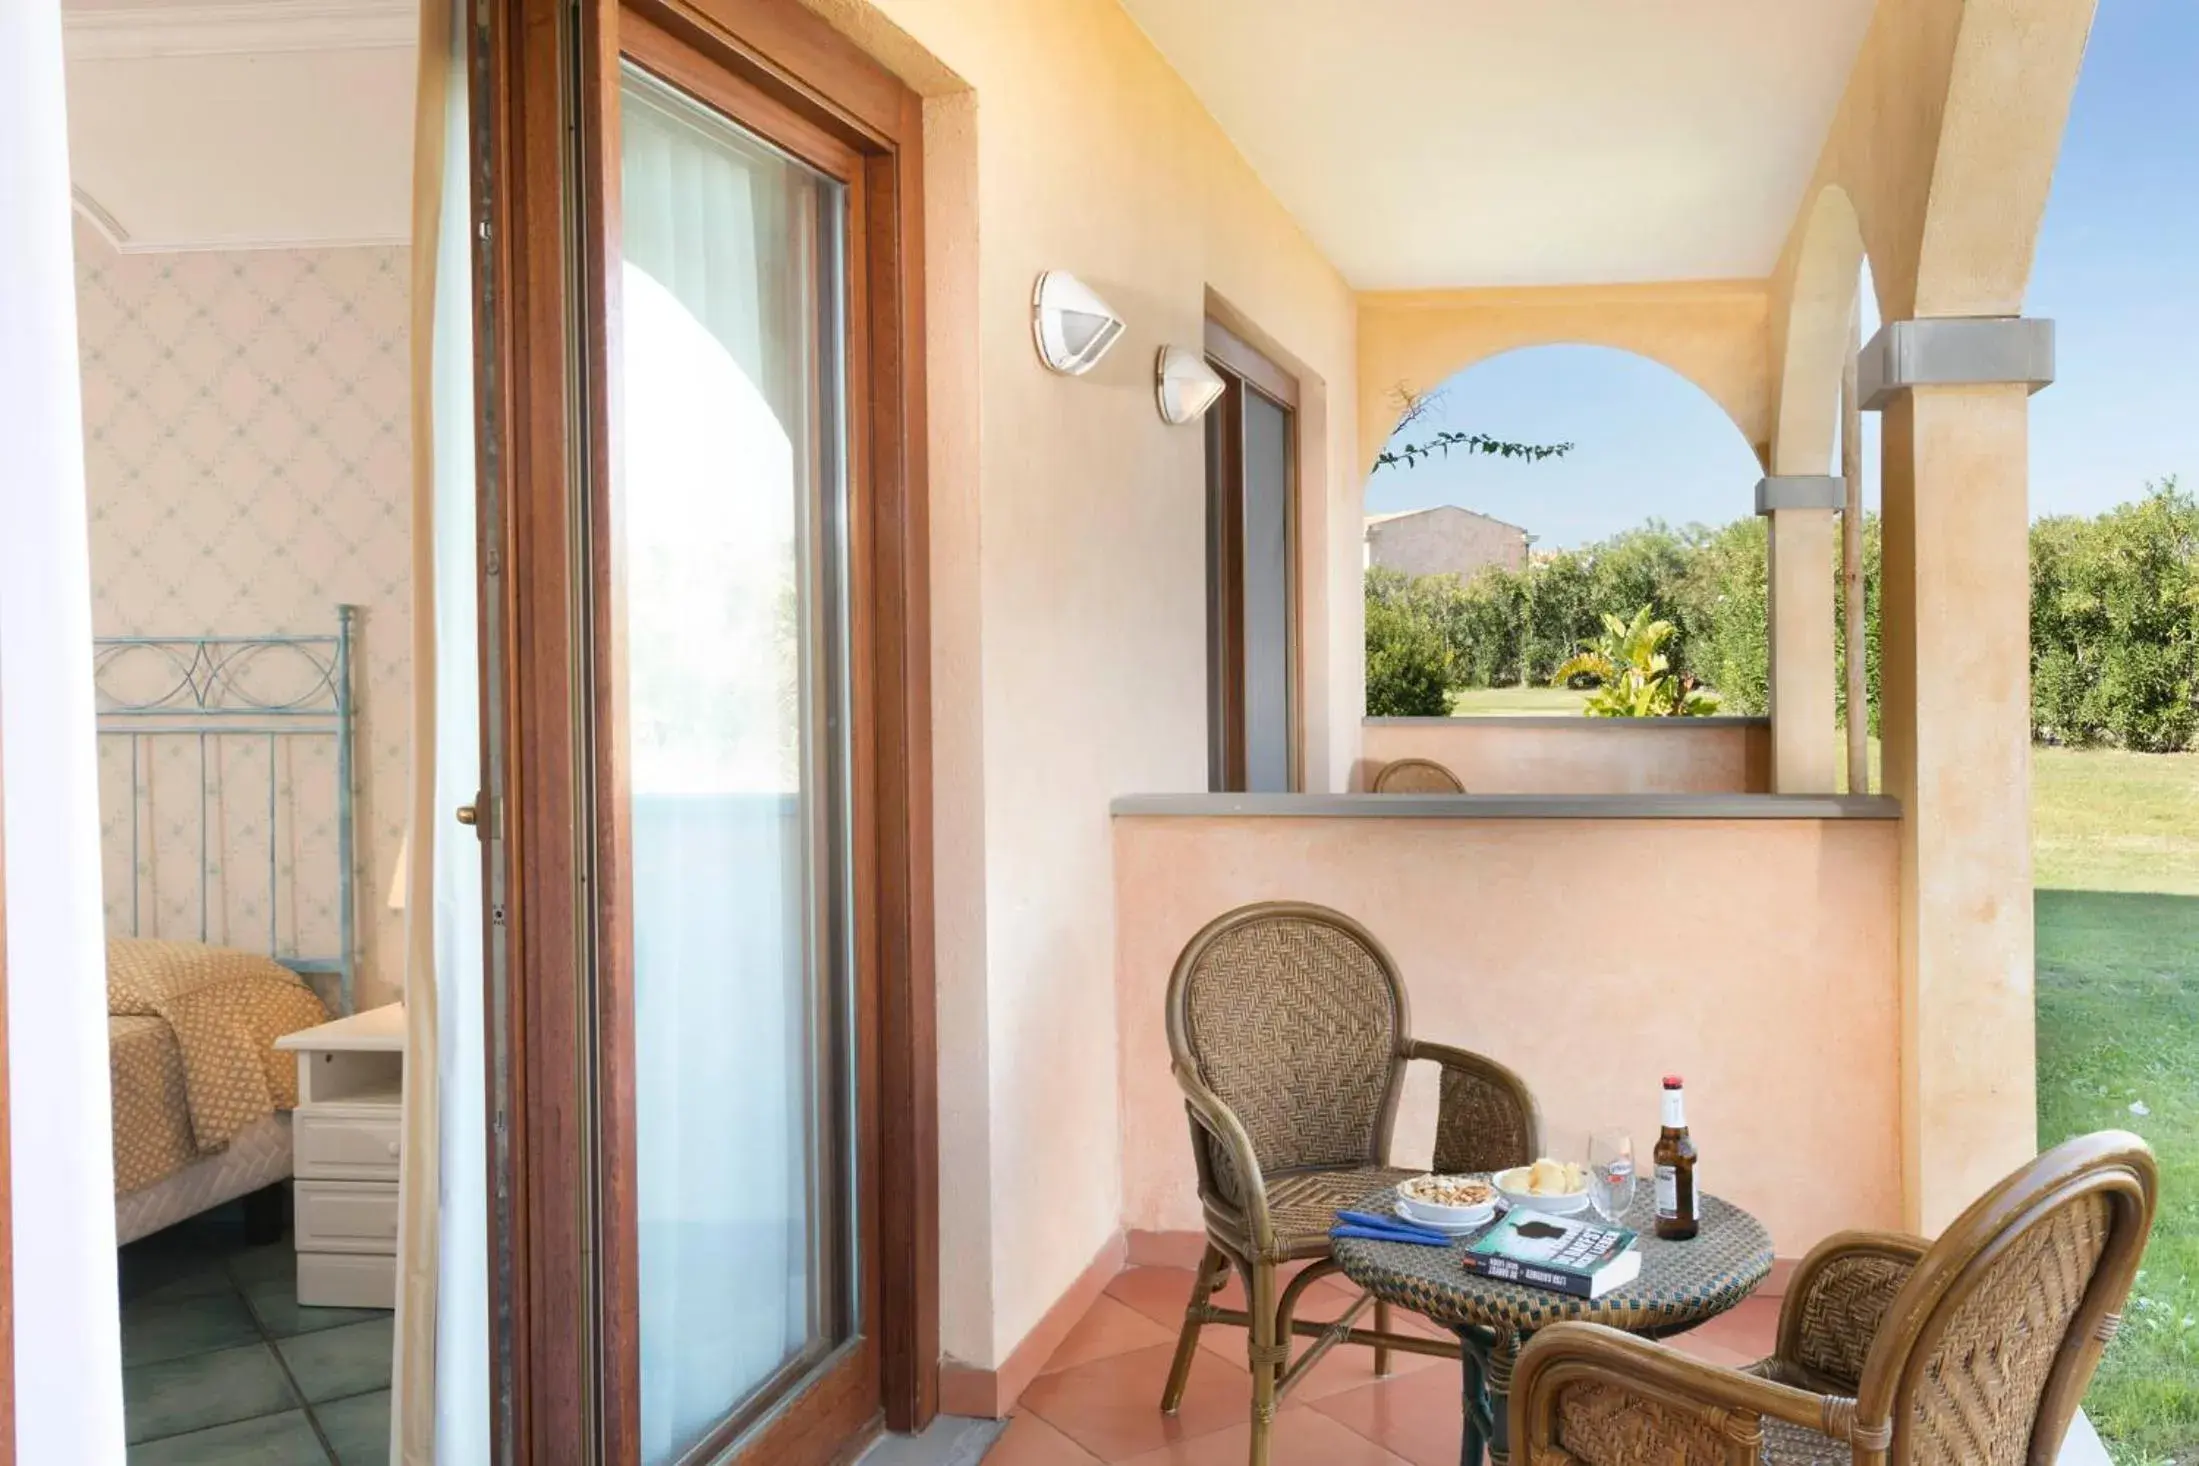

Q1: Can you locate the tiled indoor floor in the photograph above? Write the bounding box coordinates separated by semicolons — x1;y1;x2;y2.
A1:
119;1201;392;1464
982;1264;1780;1466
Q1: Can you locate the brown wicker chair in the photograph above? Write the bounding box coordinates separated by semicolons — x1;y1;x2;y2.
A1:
1163;900;1541;1466
1511;1130;2158;1466
1372;757;1466;793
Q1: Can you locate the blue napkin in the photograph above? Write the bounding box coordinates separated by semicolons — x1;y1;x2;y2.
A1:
1329;1224;1451;1247
1334;1208;1451;1241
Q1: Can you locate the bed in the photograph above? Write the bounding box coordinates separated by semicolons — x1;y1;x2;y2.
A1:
94;612;362;1244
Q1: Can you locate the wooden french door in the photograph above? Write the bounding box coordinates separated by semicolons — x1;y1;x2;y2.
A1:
1204;323;1300;793
478;1;935;1462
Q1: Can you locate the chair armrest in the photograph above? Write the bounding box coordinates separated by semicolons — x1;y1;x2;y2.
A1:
1405;1039;1541;1174
1513;1321;1860;1466
1172;1060;1279;1256
1770;1229;1930;1393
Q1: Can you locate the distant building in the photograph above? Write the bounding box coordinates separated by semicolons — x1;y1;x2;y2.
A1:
1363;505;1529;581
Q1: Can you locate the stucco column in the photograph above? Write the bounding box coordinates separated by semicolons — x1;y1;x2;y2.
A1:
1865;318;2054;1233
1756;478;1841;793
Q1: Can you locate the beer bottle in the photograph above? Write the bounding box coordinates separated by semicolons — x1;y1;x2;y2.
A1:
1653;1075;1699;1240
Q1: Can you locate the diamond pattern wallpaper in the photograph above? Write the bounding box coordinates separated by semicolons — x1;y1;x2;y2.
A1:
74;220;412;1010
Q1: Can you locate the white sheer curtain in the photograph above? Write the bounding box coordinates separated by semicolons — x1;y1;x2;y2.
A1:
618;69;838;1465
2;4;127;1459
391;0;485;1457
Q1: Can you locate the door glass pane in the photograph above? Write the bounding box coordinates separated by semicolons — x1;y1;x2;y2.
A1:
616;63;852;1465
1241;389;1292;792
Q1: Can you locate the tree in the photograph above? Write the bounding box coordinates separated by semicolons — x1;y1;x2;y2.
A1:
2030;479;2199;751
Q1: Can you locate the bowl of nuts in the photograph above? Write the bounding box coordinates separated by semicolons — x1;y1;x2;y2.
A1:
1395;1173;1498;1230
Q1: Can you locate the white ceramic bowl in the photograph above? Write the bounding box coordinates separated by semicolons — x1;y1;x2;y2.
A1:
1395;1178;1498;1231
1492;1165;1593;1216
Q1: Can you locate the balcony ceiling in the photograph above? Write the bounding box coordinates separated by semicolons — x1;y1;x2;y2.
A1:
61;0;414;253
1116;0;1877;291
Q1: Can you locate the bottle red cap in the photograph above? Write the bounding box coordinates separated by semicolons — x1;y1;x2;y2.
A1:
1662;1074;1684;1088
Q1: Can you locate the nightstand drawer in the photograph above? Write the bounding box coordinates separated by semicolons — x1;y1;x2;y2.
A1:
295;1109;402;1180
297;1251;396;1310
295;1179;399;1253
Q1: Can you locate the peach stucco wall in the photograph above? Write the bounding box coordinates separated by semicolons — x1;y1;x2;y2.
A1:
1357;718;1770;796
802;0;1364;1369
1113;813;1903;1260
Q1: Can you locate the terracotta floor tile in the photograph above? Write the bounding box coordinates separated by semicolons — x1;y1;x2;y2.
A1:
1104;1264;1338;1334
1019;1342;1293;1463
1672;1294;1779;1358
1307;1366;1470;1466
987;1411;1105;1466
1190;1275;1357;1366
1667;1331;1756;1369
1104;1268;1209;1332
1042;1296;1179;1377
1111;1406;1414;1466
1107;1263;1448;1396
1194;1308;1450;1402
1292;1329;1451;1403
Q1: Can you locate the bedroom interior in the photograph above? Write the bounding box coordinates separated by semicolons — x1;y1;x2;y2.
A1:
14;0;929;1455
63;0;424;1459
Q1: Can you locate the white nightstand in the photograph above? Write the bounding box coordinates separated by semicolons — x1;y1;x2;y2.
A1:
275;1003;405;1309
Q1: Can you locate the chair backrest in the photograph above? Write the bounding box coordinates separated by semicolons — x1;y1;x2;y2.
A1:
1858;1131;2157;1466
1372;757;1465;794
1165;902;1410;1187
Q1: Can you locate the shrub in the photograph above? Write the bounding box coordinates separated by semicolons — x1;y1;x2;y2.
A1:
1552;606;1722;717
1365;596;1453;716
1364;483;2196;751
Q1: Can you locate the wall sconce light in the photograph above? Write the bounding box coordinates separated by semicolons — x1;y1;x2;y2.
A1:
1031;271;1125;376
1155;346;1226;425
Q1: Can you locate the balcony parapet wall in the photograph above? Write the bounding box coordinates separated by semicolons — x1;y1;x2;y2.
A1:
1111;802;1902;1265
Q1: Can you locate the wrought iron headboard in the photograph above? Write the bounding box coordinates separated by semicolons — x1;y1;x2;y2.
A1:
94;606;360;1014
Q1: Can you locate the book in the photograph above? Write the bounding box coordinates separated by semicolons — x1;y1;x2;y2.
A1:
1459;1210;1642;1299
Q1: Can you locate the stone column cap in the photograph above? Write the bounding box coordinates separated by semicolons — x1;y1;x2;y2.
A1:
1755;475;1847;515
1859;317;2054;411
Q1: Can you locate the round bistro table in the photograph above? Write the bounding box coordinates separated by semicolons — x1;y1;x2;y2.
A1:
1329;1186;1773;1466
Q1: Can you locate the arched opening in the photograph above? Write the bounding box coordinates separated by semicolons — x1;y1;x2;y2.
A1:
1362;344;1770;721
1769;183;1880;795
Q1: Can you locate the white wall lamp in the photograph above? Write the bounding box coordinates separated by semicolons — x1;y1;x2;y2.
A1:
1154;345;1226;425
1031;271;1125;376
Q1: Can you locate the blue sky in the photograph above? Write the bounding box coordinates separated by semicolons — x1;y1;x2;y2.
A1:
1363;1;2199;550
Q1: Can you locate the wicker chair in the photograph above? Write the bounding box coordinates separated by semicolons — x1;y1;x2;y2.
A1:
1163;900;1540;1466
1372;757;1466;793
1511;1130;2158;1466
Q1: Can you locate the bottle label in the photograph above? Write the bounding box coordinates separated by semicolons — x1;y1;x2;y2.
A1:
1656;1164;1678;1218
1661;1088;1686;1129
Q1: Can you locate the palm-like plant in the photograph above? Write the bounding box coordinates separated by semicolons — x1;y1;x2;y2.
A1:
1552;605;1721;717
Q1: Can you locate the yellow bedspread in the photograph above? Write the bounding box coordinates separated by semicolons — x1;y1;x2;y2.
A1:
109;1014;196;1195
107;938;329;1194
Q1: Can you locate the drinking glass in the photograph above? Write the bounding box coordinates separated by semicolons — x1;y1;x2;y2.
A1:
1587;1130;1637;1225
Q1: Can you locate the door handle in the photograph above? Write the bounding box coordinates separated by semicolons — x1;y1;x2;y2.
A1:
455;804;478;827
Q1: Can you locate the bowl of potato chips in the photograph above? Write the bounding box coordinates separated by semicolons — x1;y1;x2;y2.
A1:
1492;1158;1593;1215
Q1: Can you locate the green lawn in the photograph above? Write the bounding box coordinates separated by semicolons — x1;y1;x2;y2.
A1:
2035;748;2199;1463
1446;685;1590;715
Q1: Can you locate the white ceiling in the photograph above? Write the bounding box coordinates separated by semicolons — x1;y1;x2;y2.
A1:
1116;0;1877;290
63;0;415;253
